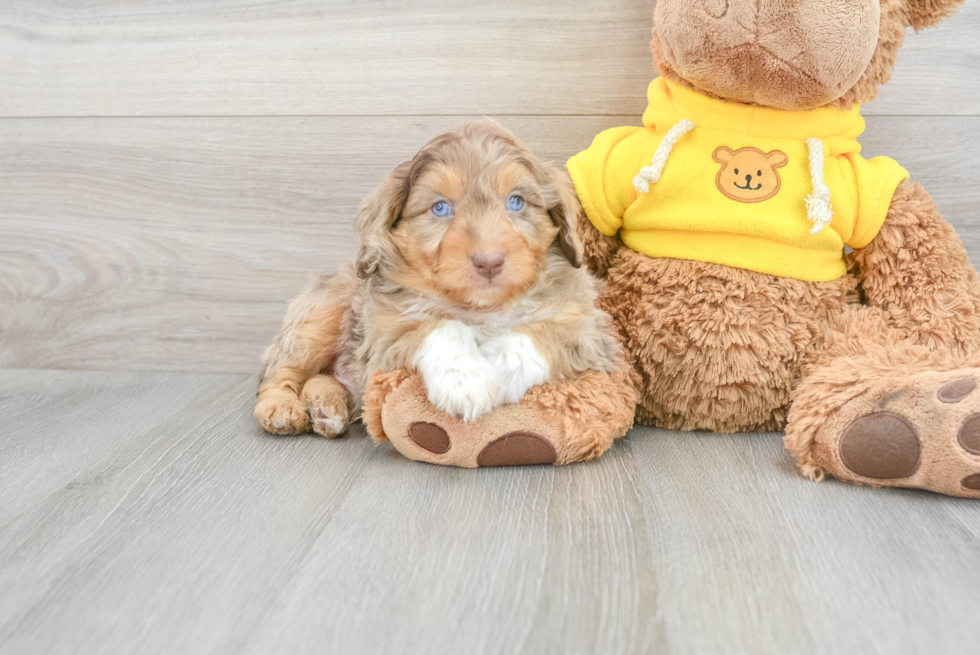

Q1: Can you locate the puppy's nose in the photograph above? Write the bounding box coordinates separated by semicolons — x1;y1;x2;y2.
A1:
471;251;506;280
745;174;753;183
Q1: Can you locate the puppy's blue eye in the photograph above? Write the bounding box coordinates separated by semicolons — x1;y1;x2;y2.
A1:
432;201;452;217
507;195;525;212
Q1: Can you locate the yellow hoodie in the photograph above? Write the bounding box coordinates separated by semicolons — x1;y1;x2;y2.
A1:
566;78;910;282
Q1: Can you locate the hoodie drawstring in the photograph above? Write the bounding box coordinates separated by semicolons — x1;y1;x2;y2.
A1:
804;138;834;235
633;120;697;193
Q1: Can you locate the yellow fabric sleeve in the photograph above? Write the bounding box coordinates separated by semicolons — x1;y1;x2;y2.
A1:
566;126;644;237
846;154;910;249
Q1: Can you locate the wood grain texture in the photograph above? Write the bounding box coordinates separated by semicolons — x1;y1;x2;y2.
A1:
2;115;979;373
0;0;977;118
0;369;978;655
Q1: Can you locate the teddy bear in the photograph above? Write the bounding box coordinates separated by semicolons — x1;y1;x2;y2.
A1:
565;0;980;496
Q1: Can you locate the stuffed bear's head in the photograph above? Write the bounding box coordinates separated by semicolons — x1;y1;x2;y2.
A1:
651;0;966;110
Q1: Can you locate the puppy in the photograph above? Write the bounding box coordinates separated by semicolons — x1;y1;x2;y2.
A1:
255;121;620;437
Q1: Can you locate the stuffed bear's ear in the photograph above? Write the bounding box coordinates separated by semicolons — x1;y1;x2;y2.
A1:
354;160;413;279
713;146;734;164
543;164;584;268
905;0;965;31
767;151;789;169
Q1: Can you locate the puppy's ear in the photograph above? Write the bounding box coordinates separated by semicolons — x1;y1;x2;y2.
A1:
905;0;965;31
354;160;412;279
543;164;584;268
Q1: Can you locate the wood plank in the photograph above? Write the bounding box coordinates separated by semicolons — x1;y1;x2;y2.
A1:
0;1;977;118
0;0;653;118
245;428;980;654
2;115;979;374
1;368;978;654
626;427;980;655
0;368;241;524
875;2;980;116
0;369;381;655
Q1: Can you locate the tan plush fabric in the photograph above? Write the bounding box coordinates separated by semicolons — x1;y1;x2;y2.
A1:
787;342;980;498
363;364;637;468
653;0;881;110
651;0;966;110
571;1;978;496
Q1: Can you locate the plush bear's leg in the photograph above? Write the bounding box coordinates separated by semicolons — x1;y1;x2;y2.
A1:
361;365;637;468
786;308;980;496
785;182;980;496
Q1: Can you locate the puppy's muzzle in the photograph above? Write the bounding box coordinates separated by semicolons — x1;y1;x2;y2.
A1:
471;251;506;281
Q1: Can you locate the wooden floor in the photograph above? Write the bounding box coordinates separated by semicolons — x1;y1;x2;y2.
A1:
2;1;980;653
2;369;980;654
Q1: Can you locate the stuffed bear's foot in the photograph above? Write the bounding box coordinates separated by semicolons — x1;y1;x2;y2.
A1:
361;366;637;468
787;352;980;497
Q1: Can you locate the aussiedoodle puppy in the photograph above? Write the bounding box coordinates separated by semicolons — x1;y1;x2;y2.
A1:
255;121;620;438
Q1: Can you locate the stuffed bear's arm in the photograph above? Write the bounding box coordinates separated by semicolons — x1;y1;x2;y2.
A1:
851;179;980;354
575;207;621;278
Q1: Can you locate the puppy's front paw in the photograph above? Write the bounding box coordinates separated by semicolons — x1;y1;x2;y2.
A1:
255;392;311;435
301;374;352;439
481;332;550;405
426;355;500;422
415;321;500;422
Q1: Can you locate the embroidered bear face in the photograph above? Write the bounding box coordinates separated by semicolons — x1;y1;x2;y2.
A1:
712;147;789;203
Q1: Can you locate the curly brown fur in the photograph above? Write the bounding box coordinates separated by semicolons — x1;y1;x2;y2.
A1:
525;361;639;463
360;369;411;443
256;121;620;436
603;247;853;432
575;206;621;278
851;180;980;354
254;272;356;436
905;0;967;30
